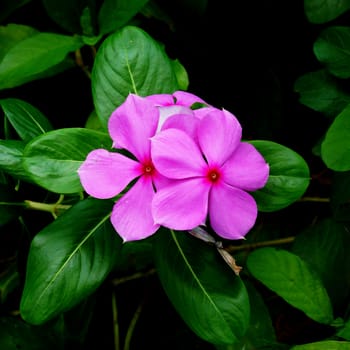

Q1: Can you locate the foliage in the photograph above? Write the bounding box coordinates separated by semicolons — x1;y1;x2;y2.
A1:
0;0;349;349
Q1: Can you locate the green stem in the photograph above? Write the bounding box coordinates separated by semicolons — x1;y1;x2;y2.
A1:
112;291;120;350
24;200;71;218
123;299;145;350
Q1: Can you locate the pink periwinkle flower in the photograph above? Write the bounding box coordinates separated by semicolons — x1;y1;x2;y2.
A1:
78;94;166;242
150;107;270;240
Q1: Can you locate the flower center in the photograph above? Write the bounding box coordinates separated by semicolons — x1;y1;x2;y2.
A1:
207;167;221;183
142;161;155;177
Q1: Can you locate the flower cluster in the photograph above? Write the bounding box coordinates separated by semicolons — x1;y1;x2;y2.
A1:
78;92;269;242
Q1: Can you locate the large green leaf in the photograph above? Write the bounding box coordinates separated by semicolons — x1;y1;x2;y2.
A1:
92;25;179;129
314;27;350;79
290;340;350;349
248;140;310;212
0;32;83;89
153;229;250;345
321;103;350;171
294;69;350;117
292;218;350;312
0;24;38;61
20;197;121;325
22;128;111;194
247;247;334;325
0;140;31;182
304;0;350;24
0;98;53;142
98;0;149;35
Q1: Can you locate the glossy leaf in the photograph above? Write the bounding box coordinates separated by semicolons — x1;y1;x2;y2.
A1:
292;218;350;312
0;32;83;89
0;24;38;61
92;25;179;129
314;26;350;78
248;140;310;211
0;98;53;141
294;69;350;117
304;0;350;24
290;340;350;349
20;198;121;325
98;0;149;35
321;103;350;171
22;128;111;194
0;140;31;182
247;247;334;325
153;229;250;345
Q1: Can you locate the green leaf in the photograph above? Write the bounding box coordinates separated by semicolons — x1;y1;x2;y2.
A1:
338;318;350;340
0;24;38;61
42;0;93;34
248;140;310;212
98;0;149;35
0;98;53;141
153;229;250;345
0;32;84;89
0;140;31;182
292;218;350;312
22;128;111;194
321;103;350;171
290;340;350;349
20;197;122;325
247;247;334;325
0;183;24;226
92;25;179;129
304;0;350;23
0;263;20;304
294;69;350;117
314;26;350;79
171;58;189;91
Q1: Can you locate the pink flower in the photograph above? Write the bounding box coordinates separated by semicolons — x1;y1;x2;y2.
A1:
78;94;165;242
150;108;270;240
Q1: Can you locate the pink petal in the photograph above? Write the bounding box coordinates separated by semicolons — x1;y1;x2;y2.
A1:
221;142;270;191
78;149;141;199
145;93;174;106
209;182;258;240
157;106;194;131
152;178;210;230
198;109;242;166
108;94;159;161
111;175;159;242
173;91;207;106
151;128;206;179
161;113;200;141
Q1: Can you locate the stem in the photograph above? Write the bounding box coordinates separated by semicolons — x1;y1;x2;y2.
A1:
112;291;120;350
227;236;295;253
298;196;330;203
24;200;71;218
75;48;92;79
111;268;156;287
123;299;145;350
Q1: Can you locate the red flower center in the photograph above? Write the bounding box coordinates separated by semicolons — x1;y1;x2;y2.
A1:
206;167;221;183
142;161;155;177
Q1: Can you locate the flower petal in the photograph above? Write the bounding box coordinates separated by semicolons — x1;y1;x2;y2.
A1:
151;128;206;179
173;90;207;106
222;142;270;191
209;183;258;240
198;108;242;166
111;175;159;242
152;178;210;230
161;113;200;141
108;94;159;161
78;149;141;199
157;106;193;131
